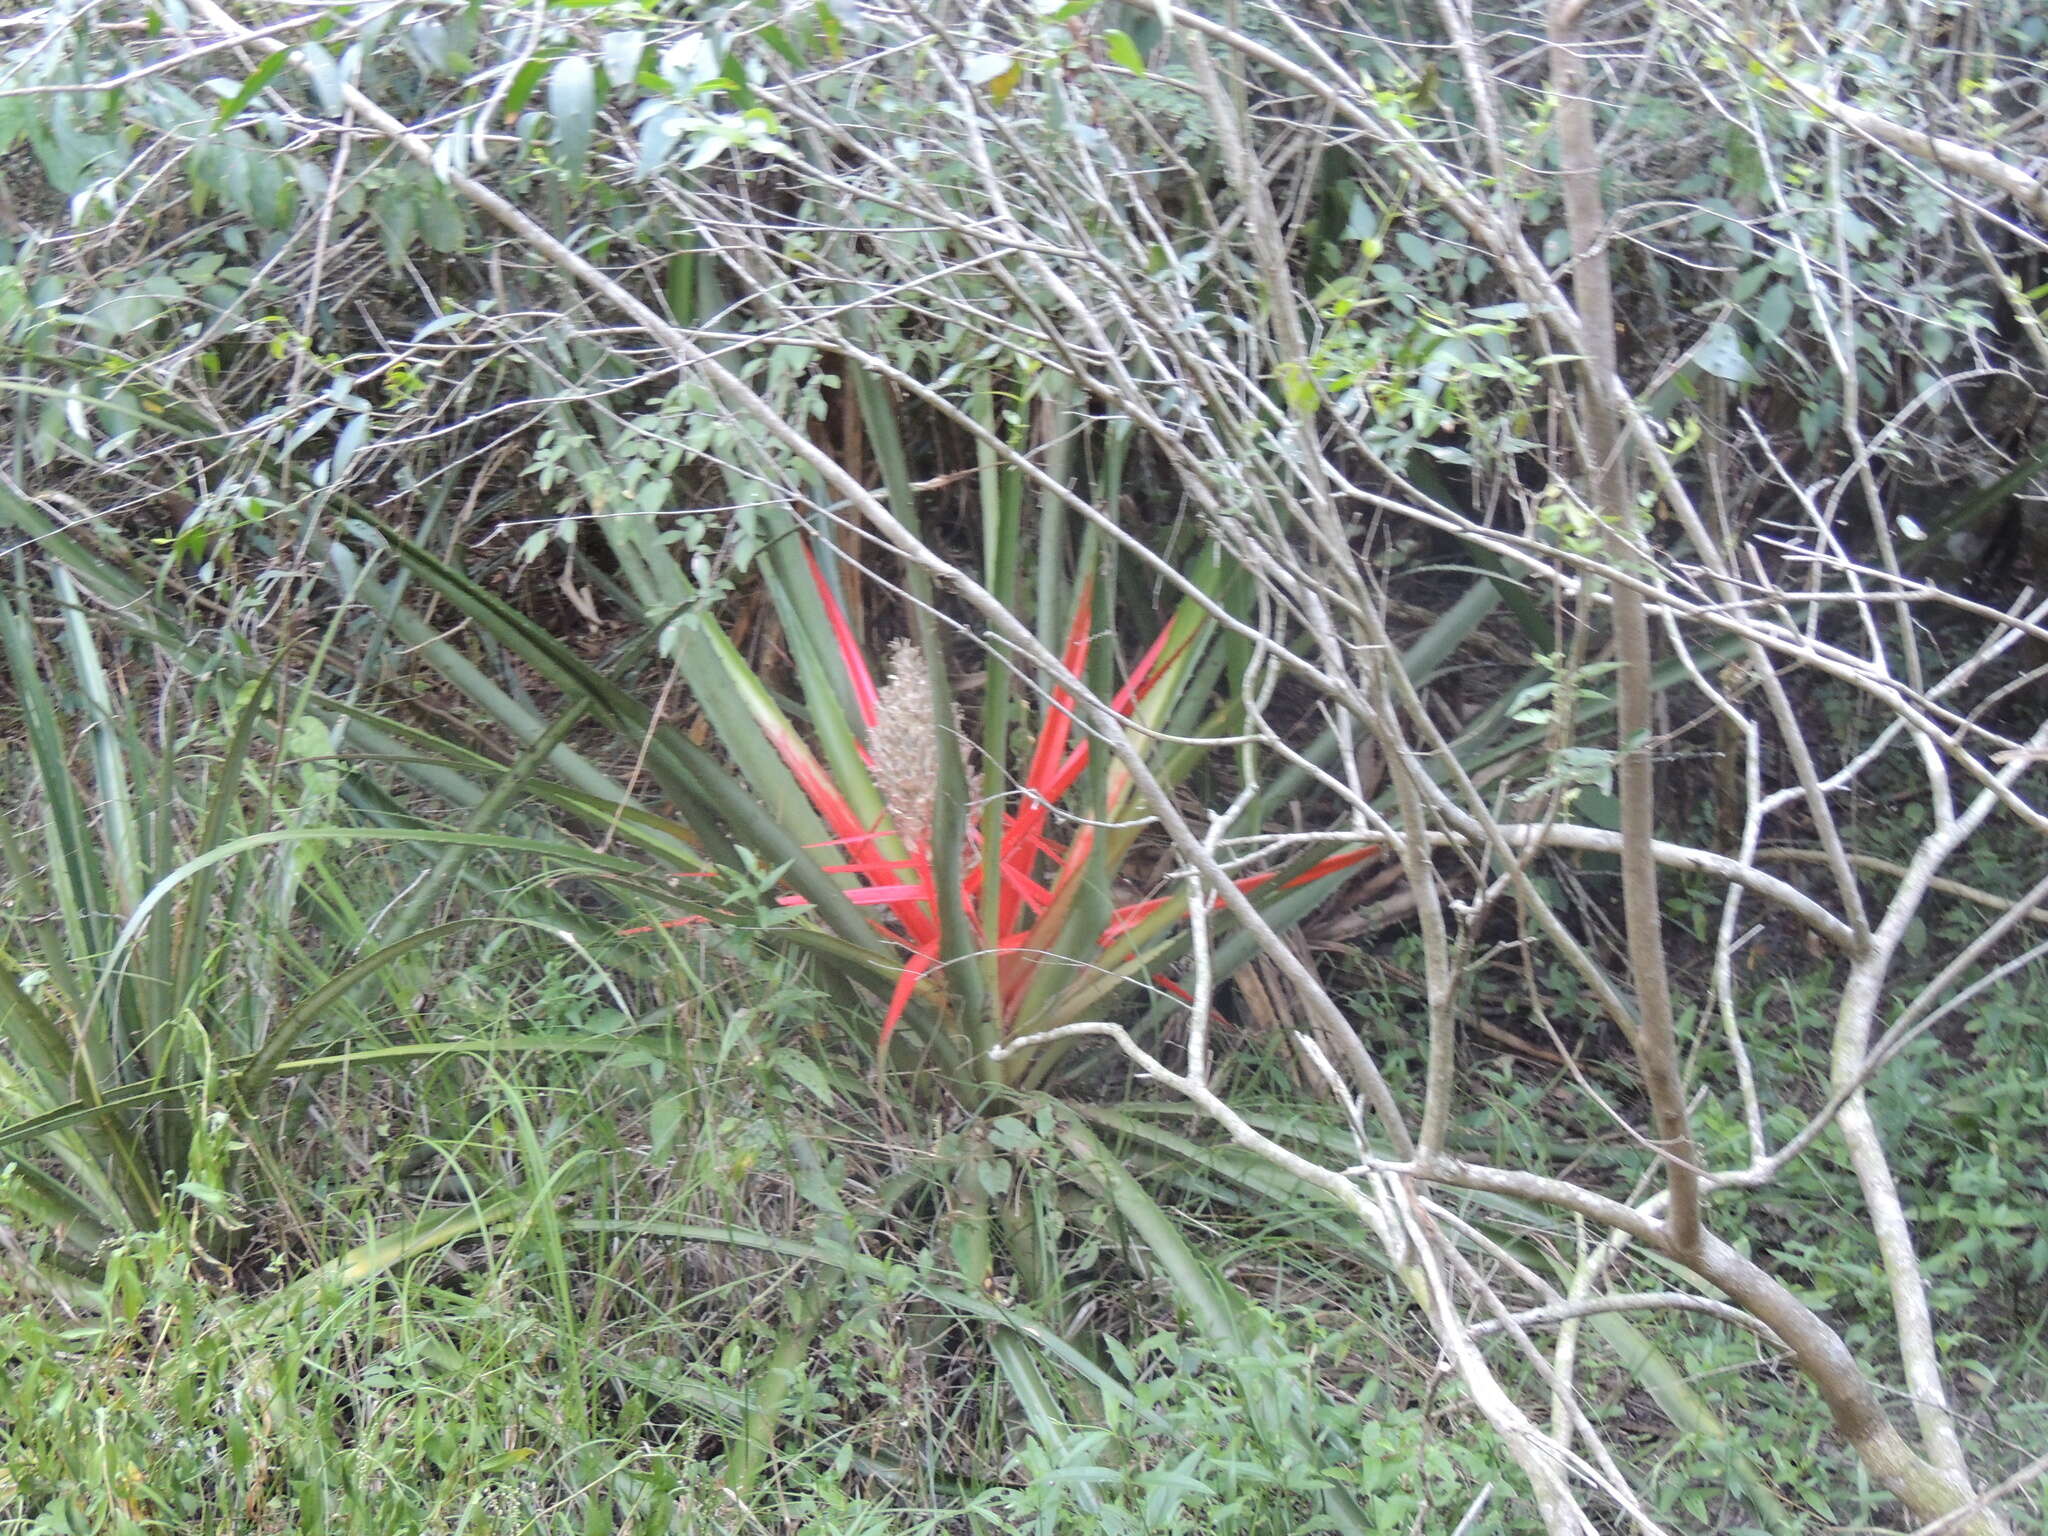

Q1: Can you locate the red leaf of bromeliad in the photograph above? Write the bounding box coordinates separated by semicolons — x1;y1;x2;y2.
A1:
760;718;876;853
1017;583;1095;799
1100;893;1172;941
1236;846;1381;895
1033;620;1194;807
619;915;713;934
878;943;939;1054
803;542;882;732
1111;621;1184;714
992;857;1057;916
1096;847;1382;944
773;885;932;907
837;883;935;905
995;597;1099;935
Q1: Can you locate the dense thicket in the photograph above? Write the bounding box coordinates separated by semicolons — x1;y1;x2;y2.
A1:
1;2;2044;1532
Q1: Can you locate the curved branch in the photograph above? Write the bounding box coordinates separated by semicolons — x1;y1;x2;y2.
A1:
1434;823;1858;951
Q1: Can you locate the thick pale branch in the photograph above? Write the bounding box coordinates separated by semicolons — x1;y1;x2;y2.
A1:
1436;824;1858;950
1547;0;1700;1258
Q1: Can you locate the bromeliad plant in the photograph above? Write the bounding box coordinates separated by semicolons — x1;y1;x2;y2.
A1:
633;538;1377;1082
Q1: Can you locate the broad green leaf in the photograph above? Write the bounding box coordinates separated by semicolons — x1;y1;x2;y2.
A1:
212;50;291;125
637;105;690;179
1754;282;1795;336
329;411;369;478
297;41;345;114
549;55;596;173
1693;321;1756;384
1103;29;1146;75
80;288;168;335
598;29;646;87
501;55;552;119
